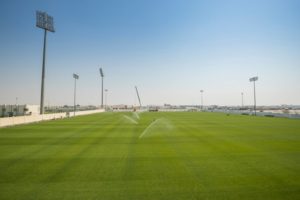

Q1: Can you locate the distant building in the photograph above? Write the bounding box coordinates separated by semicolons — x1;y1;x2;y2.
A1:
0;105;39;117
112;105;130;110
149;107;159;112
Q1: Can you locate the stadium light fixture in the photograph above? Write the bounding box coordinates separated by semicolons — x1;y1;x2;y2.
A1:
200;90;204;110
99;68;104;108
36;11;55;114
249;76;258;116
73;73;79;116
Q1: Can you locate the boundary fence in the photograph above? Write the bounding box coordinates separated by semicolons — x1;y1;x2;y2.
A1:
0;109;105;128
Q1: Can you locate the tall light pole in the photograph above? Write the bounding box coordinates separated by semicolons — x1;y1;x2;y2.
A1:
105;89;108;109
15;97;18;116
241;92;244;107
99;68;104;108
36;11;55;114
249;76;258;116
200;90;204;110
73;74;79;116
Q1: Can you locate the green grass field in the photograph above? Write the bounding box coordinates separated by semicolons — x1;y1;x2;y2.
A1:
0;112;299;199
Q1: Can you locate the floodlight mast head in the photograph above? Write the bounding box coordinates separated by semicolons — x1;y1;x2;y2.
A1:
249;76;258;116
249;76;258;82
36;11;55;32
73;73;79;79
36;10;55;115
99;68;104;77
99;68;104;108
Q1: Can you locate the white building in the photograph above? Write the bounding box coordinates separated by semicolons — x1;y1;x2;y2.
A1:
0;105;39;117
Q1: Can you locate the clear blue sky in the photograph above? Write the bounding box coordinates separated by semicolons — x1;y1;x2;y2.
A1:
0;0;299;106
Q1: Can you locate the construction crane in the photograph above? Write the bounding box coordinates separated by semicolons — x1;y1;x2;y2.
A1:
135;86;142;109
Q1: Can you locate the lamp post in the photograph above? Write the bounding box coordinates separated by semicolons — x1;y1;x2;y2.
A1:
200;90;204;110
105;89;108;109
73;74;79;116
249;76;258;116
36;11;55;114
99;68;104;108
241;92;244;108
15;97;18;116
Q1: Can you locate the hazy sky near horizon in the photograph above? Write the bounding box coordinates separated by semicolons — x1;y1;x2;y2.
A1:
0;0;300;106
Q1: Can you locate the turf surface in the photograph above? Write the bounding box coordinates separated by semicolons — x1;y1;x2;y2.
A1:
0;112;299;199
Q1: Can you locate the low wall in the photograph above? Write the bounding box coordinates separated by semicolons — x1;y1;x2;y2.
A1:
0;109;105;128
72;109;105;117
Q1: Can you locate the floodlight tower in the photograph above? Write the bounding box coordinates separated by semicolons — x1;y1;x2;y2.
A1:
241;92;244;107
200;90;204;110
105;89;108;109
36;11;55;114
73;74;79;116
249;76;258;116
99;68;104;108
